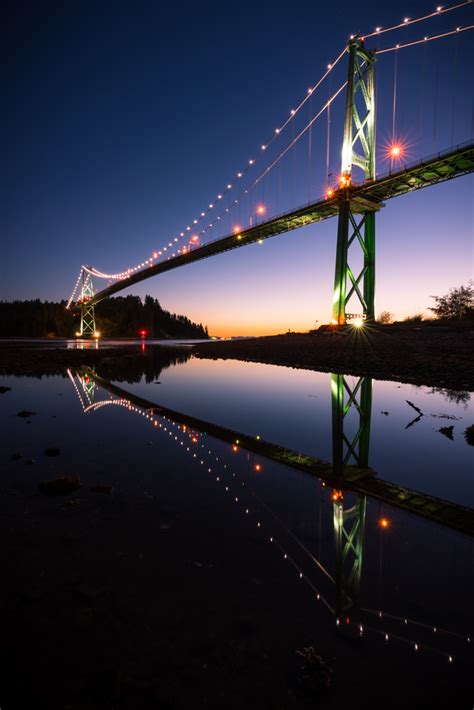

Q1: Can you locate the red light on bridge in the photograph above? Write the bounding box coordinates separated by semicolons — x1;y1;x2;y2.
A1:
379;517;391;529
191;235;199;243
326;188;334;198
254;464;262;472
339;174;350;188
139;329;148;338
256;204;266;215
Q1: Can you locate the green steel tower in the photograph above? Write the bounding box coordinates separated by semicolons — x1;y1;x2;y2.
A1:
332;39;380;325
79;270;97;338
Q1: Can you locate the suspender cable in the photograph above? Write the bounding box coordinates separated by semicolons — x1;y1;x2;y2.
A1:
450;34;459;146
392;48;398;143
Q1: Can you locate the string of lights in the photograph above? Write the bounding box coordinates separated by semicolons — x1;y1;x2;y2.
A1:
66;47;350;289
376;24;474;54
361;1;472;40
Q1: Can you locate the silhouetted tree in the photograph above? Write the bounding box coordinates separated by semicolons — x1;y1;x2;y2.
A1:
429;281;474;320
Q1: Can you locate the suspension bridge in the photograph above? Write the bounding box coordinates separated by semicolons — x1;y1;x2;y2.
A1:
65;3;474;336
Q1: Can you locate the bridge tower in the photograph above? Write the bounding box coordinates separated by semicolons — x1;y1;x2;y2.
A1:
331;374;372;616
332;39;379;325
79;270;97;338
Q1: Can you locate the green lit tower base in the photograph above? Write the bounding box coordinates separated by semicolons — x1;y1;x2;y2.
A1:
331;373;372;616
332;39;381;325
79;270;96;338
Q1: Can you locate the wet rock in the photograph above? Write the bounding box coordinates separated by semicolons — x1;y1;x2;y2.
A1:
464;424;474;446
0;386;12;394
44;447;60;457
438;425;454;440
90;484;113;494
39;475;81;495
11;452;22;461
17;409;36;418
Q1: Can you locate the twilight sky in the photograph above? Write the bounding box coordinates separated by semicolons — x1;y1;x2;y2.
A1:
3;0;473;336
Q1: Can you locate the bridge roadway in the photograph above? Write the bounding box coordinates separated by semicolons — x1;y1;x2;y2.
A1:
81;141;474;308
84;369;474;537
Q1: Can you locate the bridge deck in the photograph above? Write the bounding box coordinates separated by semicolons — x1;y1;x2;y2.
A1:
81;142;474;307
86;370;474;537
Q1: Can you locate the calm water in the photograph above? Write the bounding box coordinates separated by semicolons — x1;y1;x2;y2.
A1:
1;347;473;705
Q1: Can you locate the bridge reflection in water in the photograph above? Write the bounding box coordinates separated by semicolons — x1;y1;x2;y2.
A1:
67;367;473;665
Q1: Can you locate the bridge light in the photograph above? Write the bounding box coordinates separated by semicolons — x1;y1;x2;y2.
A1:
256;204;266;215
93;331;100;338
191;235;199;242
353;318;364;328
326;188;334;198
254;464;262;472
153;252;158;258
275;128;280;134
249;159;254;165
233;225;241;234
227;184;232;189
237;172;243;178
379;517;390;529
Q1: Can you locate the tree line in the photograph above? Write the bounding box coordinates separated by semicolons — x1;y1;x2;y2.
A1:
0;295;209;339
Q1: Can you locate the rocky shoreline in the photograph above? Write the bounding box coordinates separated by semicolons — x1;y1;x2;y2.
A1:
194;325;474;392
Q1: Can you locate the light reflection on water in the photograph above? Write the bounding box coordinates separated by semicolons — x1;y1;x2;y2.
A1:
120;356;474;507
0;351;473;691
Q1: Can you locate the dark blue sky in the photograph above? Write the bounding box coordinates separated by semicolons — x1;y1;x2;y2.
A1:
3;1;473;334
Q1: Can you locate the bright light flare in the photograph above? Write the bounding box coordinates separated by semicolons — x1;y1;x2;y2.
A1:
379;517;391;529
326;188;334;198
93;331;101;338
256;204;266;215
353;318;364;328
